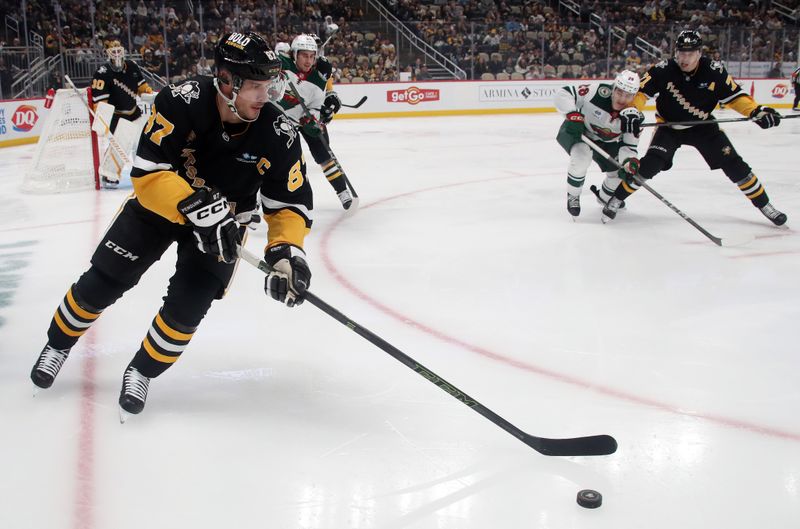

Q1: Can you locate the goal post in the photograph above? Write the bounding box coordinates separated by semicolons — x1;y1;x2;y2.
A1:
22;87;101;193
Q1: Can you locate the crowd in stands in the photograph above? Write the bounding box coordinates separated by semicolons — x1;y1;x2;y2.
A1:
388;0;799;80
0;0;798;91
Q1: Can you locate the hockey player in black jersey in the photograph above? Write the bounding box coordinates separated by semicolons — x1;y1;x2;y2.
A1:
30;32;313;421
603;30;787;226
92;40;155;188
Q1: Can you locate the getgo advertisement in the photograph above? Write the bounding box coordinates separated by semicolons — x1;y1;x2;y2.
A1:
0;98;48;147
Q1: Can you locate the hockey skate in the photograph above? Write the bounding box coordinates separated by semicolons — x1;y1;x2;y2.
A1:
759;202;787;226
119;366;151;422
337;189;354;210
590;185;625;209
601;197;624;224
567;194;581;218
31;344;70;391
101;176;120;189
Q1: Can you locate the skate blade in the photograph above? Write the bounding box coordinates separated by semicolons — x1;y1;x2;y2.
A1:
119;406;133;424
32;384;41;397
343;197;360;217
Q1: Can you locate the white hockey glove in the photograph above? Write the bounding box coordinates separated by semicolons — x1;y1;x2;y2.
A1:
235;207;262;231
139;92;157;104
178;188;241;264
263;244;311;307
619;107;644;136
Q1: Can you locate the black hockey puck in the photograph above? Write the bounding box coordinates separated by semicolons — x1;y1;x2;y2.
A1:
576;489;602;509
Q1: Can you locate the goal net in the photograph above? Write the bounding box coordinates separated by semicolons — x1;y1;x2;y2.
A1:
22;87;100;193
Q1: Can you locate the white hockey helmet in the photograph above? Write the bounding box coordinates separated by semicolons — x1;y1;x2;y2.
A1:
291;34;318;57
106;40;126;71
275;42;290;57
614;70;640;95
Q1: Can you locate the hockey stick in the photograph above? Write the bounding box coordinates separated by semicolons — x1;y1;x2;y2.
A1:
319;26;339;51
63;74;132;181
340;96;367;109
287;80;360;209
237;245;618;457
582;134;754;247
642;113;800;128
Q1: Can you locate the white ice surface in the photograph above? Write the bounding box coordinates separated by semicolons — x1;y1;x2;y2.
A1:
1;111;799;529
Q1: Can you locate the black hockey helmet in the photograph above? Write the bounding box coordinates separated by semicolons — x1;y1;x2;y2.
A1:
214;32;281;82
675;30;702;52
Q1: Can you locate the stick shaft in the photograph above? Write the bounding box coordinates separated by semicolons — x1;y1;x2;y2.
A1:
237;246;617;457
581;134;723;246
643;113;800;128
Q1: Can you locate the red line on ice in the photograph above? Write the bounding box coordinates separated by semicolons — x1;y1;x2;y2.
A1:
319;179;800;444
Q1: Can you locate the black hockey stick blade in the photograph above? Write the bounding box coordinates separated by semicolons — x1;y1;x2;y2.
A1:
237;246;618;457
341;96;368;109
525;433;618;456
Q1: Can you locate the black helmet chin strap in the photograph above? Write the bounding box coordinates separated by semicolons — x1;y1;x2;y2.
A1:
213;75;258;123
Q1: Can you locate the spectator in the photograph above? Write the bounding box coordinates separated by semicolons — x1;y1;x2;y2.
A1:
416;64;432;80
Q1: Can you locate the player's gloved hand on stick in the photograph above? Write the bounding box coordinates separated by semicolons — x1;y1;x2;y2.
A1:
263;244;311;307
299;115;324;138
619;107;644;136
617;157;640;183
564;111;585;141
749;105;781;129
178;188;241;264
320;91;342;124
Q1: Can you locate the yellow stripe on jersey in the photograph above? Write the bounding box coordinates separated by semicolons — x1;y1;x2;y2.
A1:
155;313;194;341
264;209;310;250
132;170;194;224
737;175;757;190
633;92;649;111
143;337;180;364
66;288;100;321
726;94;759;117
137;82;153;94
53;311;85;337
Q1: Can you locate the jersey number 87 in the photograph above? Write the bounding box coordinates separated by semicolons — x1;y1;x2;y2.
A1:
143;106;175;146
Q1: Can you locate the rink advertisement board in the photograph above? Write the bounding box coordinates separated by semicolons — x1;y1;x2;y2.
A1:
0;79;795;148
332;78;797;119
0;98;48;147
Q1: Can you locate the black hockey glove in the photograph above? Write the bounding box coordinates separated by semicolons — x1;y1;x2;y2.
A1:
750;105;781;129
178;188;241;264
263;244;311;307
619;107;644;136
563;112;585;142
300;115;324;138
320;91;342;124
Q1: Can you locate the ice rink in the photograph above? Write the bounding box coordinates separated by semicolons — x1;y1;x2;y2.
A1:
1;110;799;529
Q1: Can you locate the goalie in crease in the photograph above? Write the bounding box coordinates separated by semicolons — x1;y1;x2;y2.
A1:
91;40;155;188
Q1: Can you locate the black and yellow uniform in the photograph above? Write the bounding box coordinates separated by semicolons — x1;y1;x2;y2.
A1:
42;76;311;379
614;56;775;211
91;59;153;132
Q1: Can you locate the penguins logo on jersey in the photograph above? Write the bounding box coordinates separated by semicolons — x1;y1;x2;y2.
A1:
272;115;297;147
170;80;201;104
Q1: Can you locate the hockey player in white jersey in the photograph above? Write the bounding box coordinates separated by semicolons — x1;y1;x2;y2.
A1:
554;70;641;218
276;34;353;209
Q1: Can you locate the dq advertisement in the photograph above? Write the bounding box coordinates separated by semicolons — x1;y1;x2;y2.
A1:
0;98;48;147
